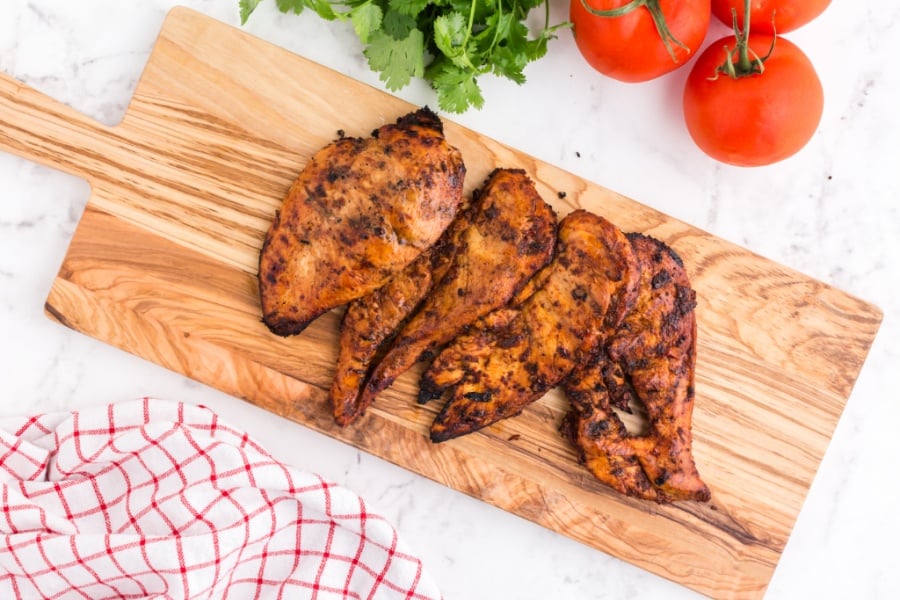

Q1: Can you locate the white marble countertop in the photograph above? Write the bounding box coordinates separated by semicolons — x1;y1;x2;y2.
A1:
1;1;898;598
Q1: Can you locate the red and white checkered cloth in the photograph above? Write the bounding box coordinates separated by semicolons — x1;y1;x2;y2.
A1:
0;398;442;599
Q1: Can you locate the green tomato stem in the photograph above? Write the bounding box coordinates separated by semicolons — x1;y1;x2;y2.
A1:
578;0;688;63
715;0;777;79
735;0;755;72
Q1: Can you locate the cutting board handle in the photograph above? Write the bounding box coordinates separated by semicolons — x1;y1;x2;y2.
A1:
0;70;122;181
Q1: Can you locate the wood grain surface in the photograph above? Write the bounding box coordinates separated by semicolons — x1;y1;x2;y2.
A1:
0;8;882;598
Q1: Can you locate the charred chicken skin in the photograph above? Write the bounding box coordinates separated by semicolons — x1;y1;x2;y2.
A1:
359;169;558;414
421;210;641;443
258;107;466;336
560;233;711;503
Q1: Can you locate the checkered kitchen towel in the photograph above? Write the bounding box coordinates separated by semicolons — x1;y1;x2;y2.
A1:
0;398;441;599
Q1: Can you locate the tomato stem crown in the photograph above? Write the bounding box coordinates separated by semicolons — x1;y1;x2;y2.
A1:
713;0;776;80
579;0;689;63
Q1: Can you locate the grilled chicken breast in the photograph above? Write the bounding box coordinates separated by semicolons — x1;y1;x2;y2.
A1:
258;107;466;336
421;210;640;443
329;208;469;427
560;233;711;503
360;169;557;412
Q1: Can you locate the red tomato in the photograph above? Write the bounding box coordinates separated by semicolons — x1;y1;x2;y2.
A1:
711;0;831;34
570;0;711;83
682;34;824;166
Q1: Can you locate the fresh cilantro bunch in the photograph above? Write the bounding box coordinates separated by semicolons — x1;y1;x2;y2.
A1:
239;0;568;112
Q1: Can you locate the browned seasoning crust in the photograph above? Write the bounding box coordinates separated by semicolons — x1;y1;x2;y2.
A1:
258;107;466;336
329;200;471;427
329;252;437;428
560;233;711;503
422;209;641;443
358;168;558;415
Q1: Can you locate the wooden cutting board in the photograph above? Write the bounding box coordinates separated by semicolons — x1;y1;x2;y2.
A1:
0;7;882;598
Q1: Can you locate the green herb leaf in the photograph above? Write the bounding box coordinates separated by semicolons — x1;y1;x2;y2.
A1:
300;0;339;20
239;0;263;24
389;0;430;18
382;9;418;39
428;60;484;112
433;12;471;69
516;0;546;12
350;2;384;44
275;0;304;13
364;28;425;91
